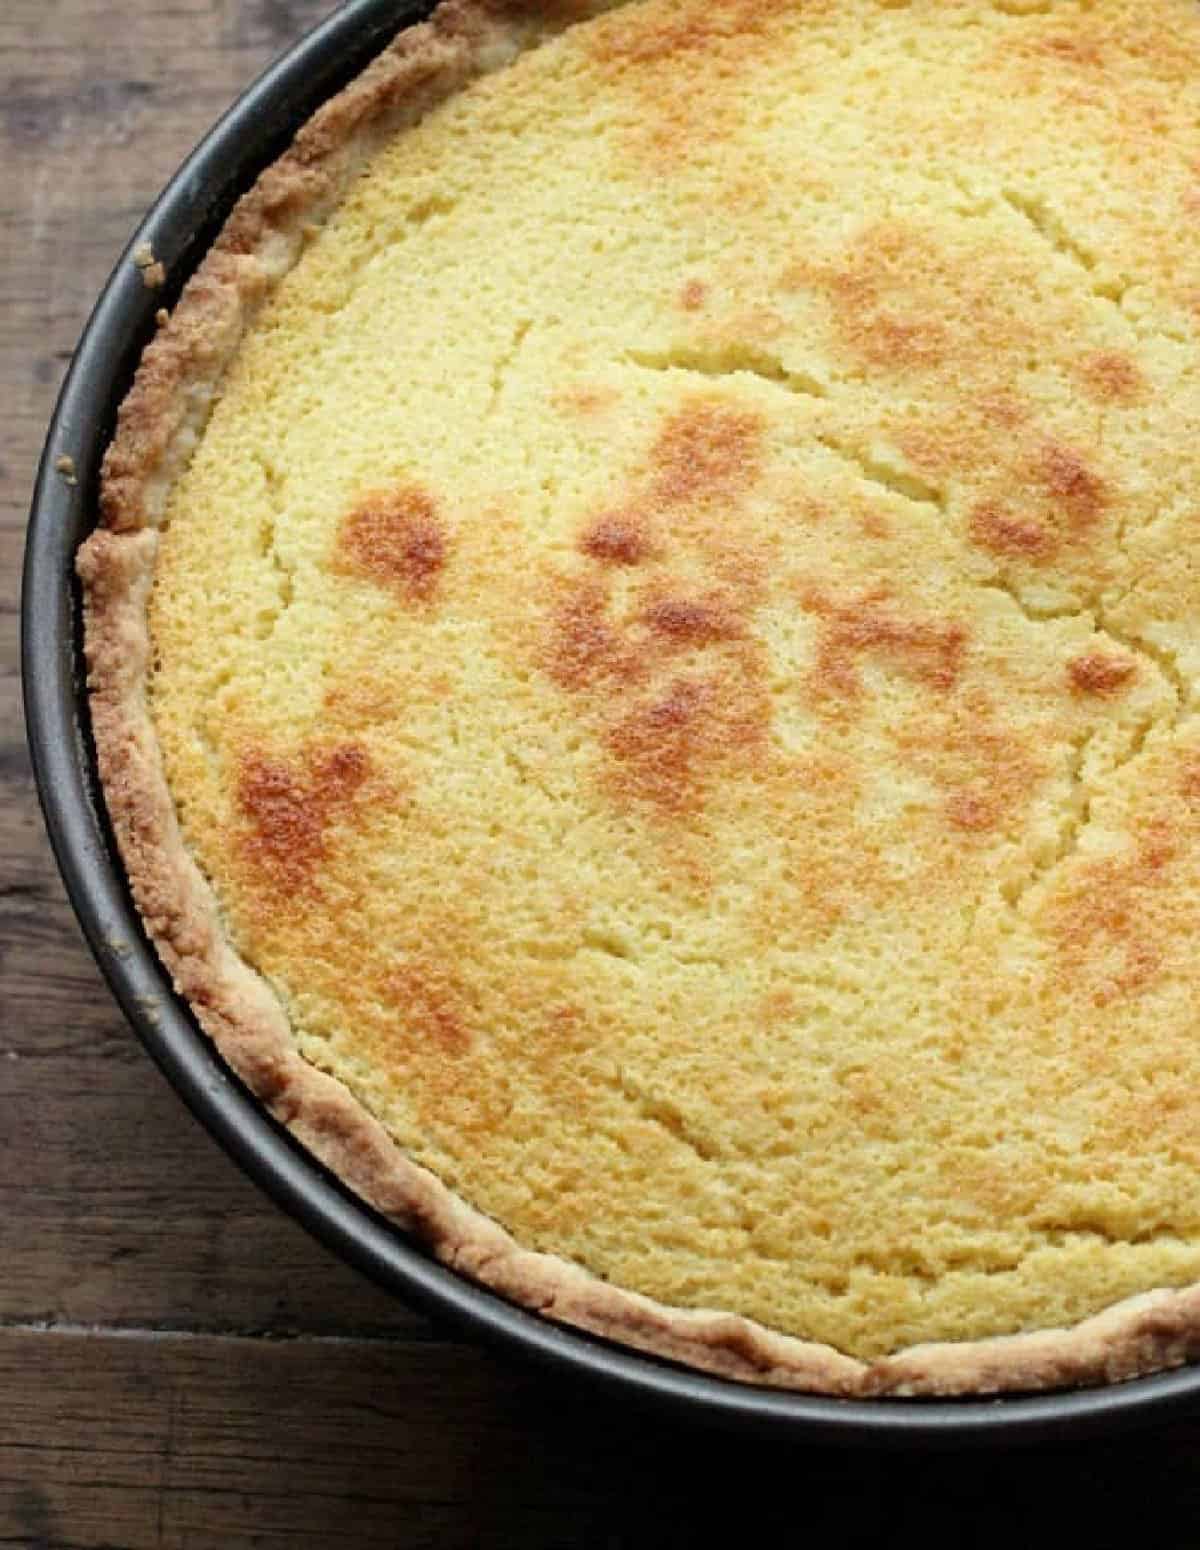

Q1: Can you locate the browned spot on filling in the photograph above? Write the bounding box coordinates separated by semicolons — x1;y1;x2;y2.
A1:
1181;759;1200;803
544;402;772;812
969;501;1053;560
236;741;370;893
804;589;968;703
679;278;708;311
826;261;950;372
759;987;796;1026
384;956;473;1056
548;577;752;695
975;391;1029;430
1078;351;1145;407
555;383;619;417
1035;441;1107;529
548;582;644;692
336;484;447;602
1034;32;1104;68
863;313;948;371
944;792;997;834
580;510;653;566
321;676;398;733
574;399;762;575
894;423;966;482
943;756;1037;838
1050;818;1183;1008
587;3;791;170
589;0;779;67
857;509;891;542
894;698;1041;842
592;5;721;65
649;401;764;506
642;591;743;646
605;674;764;811
1068;651;1137;697
792;222;957;375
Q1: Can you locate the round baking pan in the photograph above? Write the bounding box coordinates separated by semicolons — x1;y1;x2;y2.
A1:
22;0;1200;1445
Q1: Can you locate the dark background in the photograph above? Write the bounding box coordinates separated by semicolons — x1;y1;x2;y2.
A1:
3;2;1200;1543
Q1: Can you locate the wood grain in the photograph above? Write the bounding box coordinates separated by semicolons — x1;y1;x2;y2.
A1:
5;1325;1200;1549
5;1;1200;1544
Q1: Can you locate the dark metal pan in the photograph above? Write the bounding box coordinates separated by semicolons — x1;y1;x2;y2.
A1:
21;0;1200;1444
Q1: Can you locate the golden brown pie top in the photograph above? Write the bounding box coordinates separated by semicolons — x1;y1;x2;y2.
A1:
81;0;1200;1393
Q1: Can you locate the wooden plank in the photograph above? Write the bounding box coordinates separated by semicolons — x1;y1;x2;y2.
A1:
0;1327;652;1550
3;1326;1200;1549
0;987;430;1335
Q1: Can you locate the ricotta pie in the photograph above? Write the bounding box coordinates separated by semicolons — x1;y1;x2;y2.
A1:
80;0;1200;1395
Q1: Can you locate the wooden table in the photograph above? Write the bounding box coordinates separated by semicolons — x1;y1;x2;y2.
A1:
4;3;1200;1543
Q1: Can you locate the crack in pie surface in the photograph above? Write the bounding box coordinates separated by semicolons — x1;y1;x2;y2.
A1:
79;0;1200;1395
